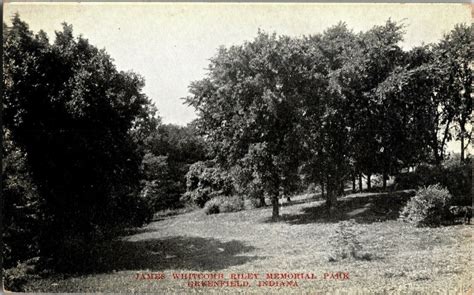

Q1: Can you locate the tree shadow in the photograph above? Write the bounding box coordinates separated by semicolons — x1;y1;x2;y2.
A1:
120;227;162;236
272;190;415;225
280;197;318;207
83;236;260;274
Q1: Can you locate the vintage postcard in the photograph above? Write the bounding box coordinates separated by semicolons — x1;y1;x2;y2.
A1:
2;1;472;294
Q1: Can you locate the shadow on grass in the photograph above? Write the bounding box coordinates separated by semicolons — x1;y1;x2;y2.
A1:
120;227;161;236
81;236;260;274
268;190;415;225
280;197;320;208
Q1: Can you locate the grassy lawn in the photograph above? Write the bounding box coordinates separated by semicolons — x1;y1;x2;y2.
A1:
22;191;472;294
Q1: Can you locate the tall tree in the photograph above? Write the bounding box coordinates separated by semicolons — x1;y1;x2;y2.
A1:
3;16;155;264
435;24;472;162
185;32;306;219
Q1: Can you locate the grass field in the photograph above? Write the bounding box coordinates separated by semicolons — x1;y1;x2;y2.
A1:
21;191;472;294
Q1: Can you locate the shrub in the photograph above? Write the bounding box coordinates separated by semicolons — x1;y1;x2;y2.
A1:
399;184;452;227
219;196;245;212
204;196;245;215
305;183;317;194
203;201;220;215
328;220;372;262
4;258;40;292
182;161;234;207
245;196;266;209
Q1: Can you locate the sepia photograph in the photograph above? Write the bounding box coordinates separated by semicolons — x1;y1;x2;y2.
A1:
1;2;472;293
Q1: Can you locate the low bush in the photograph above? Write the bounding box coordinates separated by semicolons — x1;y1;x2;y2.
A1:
203;201;220;215
328;220;372;262
399;184;452;227
4;258;40;292
203;196;245;215
244;196;267;209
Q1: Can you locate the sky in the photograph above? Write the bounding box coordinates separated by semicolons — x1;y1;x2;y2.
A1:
3;3;471;153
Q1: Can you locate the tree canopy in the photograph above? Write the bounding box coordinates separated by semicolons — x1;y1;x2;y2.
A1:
185;21;472;219
3;15;157;267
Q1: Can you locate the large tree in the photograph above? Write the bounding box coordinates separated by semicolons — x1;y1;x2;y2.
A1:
185;21;470;219
300;23;358;210
388;24;473;167
435;24;472;162
3;15;155;264
185;32;306;219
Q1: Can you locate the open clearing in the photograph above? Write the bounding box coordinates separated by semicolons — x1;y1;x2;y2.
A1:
23;191;472;294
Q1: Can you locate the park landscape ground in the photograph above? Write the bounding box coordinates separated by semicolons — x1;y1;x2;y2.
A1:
20;190;472;294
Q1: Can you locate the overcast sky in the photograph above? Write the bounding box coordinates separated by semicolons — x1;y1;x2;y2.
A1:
4;3;471;154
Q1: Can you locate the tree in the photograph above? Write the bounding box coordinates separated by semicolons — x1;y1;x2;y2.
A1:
311;23;359;205
3;15;155;266
140;123;208;210
185;32;306;220
185;21;469;218
347;21;406;189
435;24;472;163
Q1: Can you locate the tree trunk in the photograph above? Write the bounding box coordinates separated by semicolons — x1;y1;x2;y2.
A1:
325;173;339;216
325;185;337;217
271;196;279;220
460;129;465;163
382;171;387;190
339;180;345;196
352;173;356;193
359;173;363;192
367;174;371;190
321;181;325;198
258;195;266;207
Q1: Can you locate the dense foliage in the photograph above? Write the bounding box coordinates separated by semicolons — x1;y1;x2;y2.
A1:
140;123;207;211
399;184;453;227
3;16;156;270
185;21;472;219
182;161;234;207
394;160;471;205
2;130;41;269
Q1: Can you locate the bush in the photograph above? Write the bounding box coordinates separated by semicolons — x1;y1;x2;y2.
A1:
4;258;40;292
328;220;372;262
244;196;267;209
182;161;234;207
203;201;220;215
203;196;245;215
399;184;452;227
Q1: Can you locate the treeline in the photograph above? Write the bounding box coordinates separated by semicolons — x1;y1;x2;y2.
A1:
2;15;207;274
184;21;472;219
